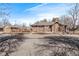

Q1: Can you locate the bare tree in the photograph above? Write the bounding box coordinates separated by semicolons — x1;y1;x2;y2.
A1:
60;15;73;29
21;23;26;27
68;3;79;33
40;19;47;22
0;3;11;26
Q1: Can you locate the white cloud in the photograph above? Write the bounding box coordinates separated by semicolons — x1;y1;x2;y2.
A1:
13;4;71;26
25;3;47;12
25;3;69;14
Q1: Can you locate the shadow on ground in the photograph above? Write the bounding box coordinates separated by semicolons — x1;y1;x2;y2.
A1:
0;33;28;56
34;36;79;56
44;36;79;49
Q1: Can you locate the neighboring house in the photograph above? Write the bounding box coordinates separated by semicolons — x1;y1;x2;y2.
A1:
31;18;67;33
19;27;31;33
4;25;21;33
3;25;30;33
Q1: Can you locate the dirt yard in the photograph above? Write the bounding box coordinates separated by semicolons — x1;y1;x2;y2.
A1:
8;33;79;56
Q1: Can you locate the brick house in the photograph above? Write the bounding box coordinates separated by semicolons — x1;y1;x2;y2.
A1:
4;25;21;33
3;25;30;33
31;18;67;33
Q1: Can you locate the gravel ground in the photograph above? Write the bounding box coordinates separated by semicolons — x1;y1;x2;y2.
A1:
0;33;79;56
10;39;42;56
9;34;79;56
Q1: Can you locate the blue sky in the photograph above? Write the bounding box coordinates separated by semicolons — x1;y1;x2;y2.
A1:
0;3;72;26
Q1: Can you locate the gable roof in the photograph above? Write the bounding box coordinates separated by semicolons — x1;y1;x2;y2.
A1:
31;20;66;26
3;25;27;29
31;21;53;26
